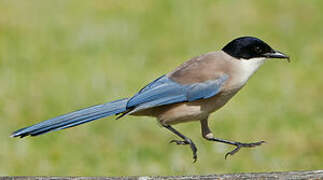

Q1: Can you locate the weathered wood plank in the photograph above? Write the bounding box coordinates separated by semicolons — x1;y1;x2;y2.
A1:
2;170;323;180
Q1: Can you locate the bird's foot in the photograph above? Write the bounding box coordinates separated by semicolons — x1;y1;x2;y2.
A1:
225;140;266;159
170;139;198;163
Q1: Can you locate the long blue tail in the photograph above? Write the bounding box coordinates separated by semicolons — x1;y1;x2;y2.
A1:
11;98;129;138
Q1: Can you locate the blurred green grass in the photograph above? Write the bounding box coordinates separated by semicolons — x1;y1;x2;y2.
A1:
1;0;323;176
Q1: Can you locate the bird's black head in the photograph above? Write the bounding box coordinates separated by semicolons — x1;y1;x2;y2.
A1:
222;36;289;61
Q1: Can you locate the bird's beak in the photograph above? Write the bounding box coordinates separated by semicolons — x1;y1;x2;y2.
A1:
263;50;290;62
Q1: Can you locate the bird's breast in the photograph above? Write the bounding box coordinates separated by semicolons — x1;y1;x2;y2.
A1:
149;90;238;125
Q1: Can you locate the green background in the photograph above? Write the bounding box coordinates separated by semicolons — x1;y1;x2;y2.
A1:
1;0;322;176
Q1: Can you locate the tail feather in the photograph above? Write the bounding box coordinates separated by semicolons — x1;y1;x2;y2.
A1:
11;98;129;138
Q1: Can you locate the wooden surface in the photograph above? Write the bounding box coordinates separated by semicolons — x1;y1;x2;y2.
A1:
2;170;323;179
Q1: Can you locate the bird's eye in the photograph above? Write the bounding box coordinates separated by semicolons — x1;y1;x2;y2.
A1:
254;46;262;54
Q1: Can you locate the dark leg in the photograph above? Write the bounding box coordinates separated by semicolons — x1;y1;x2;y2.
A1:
200;119;265;159
163;124;198;162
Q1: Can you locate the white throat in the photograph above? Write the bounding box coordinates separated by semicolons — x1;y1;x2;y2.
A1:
239;57;266;76
232;57;266;87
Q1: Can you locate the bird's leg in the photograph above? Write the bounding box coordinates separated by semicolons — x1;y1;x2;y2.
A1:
200;119;265;159
163;124;198;162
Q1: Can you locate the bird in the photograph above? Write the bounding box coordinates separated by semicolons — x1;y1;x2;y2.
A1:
11;36;290;162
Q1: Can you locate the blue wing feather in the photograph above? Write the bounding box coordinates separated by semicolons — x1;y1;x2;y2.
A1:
186;75;228;101
127;74;228;111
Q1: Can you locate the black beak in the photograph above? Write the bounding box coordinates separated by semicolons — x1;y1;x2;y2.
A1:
263;50;290;62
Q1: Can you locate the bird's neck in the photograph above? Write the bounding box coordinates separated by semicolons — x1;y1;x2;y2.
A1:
230;57;266;88
238;57;266;76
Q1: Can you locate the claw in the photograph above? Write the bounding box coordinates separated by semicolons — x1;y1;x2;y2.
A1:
192;153;197;163
163;125;198;162
224;140;266;159
224;145;241;159
169;139;198;162
188;140;198;163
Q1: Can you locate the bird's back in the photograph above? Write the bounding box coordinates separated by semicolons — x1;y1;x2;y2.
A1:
167;51;230;84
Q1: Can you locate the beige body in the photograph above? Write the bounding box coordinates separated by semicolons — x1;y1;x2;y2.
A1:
132;51;265;127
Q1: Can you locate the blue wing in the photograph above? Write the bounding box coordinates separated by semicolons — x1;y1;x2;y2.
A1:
126;74;228;112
